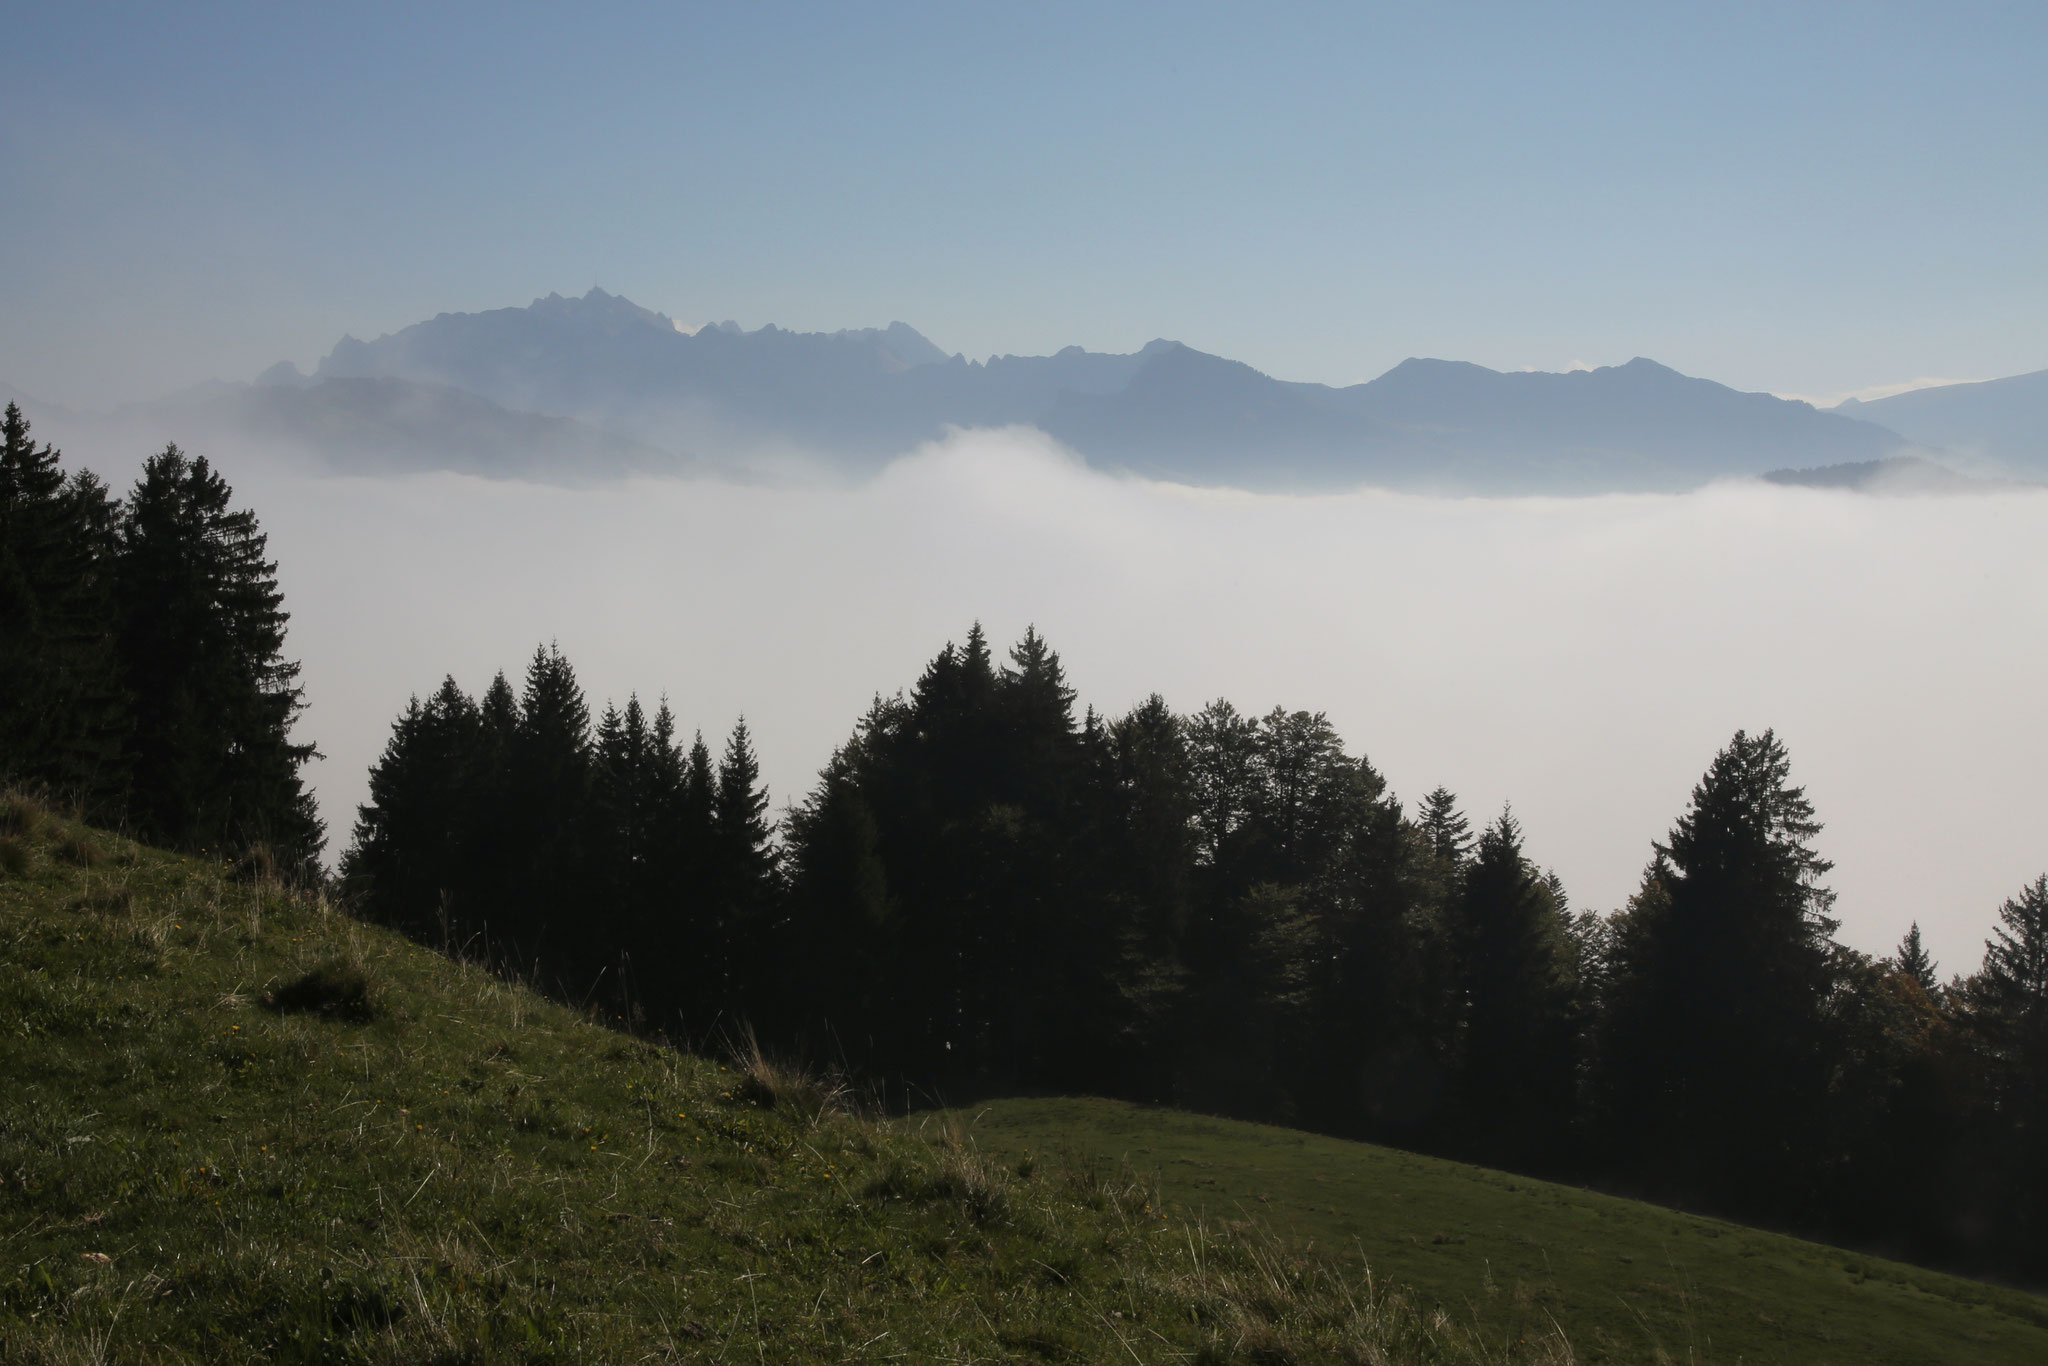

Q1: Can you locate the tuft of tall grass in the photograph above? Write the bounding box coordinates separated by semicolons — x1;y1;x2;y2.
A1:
733;1026;851;1125
55;829;102;867
231;842;279;885
0;790;46;839
862;1148;1016;1228
0;835;29;879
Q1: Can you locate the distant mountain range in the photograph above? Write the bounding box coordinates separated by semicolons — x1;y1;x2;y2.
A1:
11;288;2047;493
1833;370;2048;472
298;288;1918;492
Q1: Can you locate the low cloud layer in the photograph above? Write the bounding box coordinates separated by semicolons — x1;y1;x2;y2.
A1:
139;427;2048;978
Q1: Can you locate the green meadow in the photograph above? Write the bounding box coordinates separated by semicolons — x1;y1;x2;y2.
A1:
946;1097;2048;1365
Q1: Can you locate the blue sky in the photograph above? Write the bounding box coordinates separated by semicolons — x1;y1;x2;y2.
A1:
3;0;2043;407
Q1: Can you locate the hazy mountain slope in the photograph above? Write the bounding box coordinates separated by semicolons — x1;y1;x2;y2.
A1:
1040;343;1396;487
1836;369;2048;473
1332;356;1908;492
301;288;1915;491
1044;351;1906;492
117;371;686;482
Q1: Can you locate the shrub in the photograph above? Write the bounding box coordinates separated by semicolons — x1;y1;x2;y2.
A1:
0;793;45;839
55;830;101;867
266;961;375;1022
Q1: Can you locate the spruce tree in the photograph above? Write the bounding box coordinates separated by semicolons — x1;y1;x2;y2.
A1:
1968;876;2048;1271
0;404;128;805
455;671;523;957
114;444;320;868
779;758;898;1062
667;727;721;1021
683;730;717;849
1447;809;1581;1168
500;644;592;970
984;626;1101;1081
344;677;480;940
1979;878;2048;1027
713;721;774;891
590;693;666;1009
1000;626;1078;758
1417;787;1473;867
713;718;778;1011
1595;729;1838;1212
1102;695;1198;1093
1298;748;1431;1140
1973;877;2048;1121
1897;922;1939;995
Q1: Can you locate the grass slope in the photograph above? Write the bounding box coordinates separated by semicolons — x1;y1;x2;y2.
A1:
0;800;1552;1365
946;1099;2048;1366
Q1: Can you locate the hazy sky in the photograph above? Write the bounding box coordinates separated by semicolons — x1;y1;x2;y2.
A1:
60;426;2024;985
4;1;2044;407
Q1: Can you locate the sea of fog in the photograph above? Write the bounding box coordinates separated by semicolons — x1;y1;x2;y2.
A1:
101;427;2048;979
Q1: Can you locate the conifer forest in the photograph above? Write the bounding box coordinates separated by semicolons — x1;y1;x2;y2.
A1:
5;403;2047;1288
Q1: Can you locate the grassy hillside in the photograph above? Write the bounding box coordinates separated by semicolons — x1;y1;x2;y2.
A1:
945;1099;2048;1365
7;794;2045;1363
0;795;1553;1365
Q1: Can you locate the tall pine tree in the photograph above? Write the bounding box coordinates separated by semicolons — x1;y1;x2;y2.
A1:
0;404;128;806
114;444;320;869
1446;810;1582;1168
1596;730;1838;1212
1970;875;2048;1269
713;718;778;1013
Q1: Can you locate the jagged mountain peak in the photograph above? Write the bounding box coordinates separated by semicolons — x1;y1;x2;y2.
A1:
527;286;677;333
829;321;951;369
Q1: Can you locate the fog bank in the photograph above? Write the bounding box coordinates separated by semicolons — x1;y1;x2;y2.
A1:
203;428;2048;978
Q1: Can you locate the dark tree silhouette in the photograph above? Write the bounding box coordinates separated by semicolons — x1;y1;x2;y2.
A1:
1446;810;1582;1167
1596;730;1836;1212
1417;786;1474;868
1897;921;1938;994
114;445;320;868
0;405;128;805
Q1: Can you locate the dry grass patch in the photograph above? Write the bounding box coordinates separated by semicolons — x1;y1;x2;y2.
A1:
733;1026;852;1124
